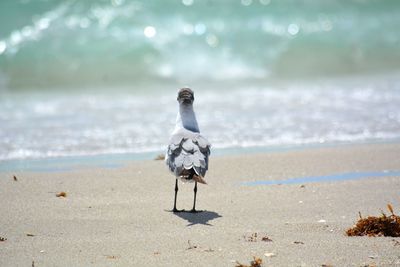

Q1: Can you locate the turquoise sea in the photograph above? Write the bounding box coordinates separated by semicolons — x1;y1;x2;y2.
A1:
1;0;400;169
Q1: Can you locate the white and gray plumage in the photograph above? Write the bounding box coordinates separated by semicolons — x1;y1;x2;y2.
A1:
166;88;211;212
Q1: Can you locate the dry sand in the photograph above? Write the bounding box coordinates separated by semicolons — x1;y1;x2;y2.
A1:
1;143;400;266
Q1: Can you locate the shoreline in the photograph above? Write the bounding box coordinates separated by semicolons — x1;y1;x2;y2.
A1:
2;139;400;173
1;143;400;266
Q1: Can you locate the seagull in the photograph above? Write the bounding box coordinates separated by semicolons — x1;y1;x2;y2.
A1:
166;88;211;213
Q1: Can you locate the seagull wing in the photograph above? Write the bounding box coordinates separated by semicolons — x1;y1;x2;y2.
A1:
166;129;211;178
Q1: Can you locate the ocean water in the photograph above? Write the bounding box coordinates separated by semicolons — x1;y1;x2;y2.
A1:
1;0;400;162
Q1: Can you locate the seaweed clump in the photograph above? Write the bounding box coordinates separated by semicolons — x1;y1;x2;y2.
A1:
235;257;263;267
346;204;400;237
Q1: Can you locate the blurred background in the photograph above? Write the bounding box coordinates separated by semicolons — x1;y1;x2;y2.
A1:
1;0;400;163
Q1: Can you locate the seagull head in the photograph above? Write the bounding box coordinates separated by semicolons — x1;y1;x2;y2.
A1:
177;88;194;105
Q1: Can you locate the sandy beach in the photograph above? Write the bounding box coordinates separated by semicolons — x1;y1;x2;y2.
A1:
1;143;400;266
2;1;400;266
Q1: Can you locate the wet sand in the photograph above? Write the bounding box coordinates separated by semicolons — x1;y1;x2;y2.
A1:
1;143;400;266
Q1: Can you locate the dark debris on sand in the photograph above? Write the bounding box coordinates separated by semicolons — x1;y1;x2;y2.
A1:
235;257;263;267
154;154;165;160
346;204;400;237
243;232;272;242
56;191;67;198
393;239;400;246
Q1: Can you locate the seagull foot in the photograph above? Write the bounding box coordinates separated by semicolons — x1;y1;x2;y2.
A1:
172;208;185;213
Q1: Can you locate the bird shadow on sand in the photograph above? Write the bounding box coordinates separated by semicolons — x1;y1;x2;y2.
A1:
167;210;222;226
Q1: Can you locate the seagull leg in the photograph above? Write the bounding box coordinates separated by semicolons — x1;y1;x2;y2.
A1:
190;181;198;213
173;178;183;212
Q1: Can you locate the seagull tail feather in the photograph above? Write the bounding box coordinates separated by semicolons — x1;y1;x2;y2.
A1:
193;175;207;185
